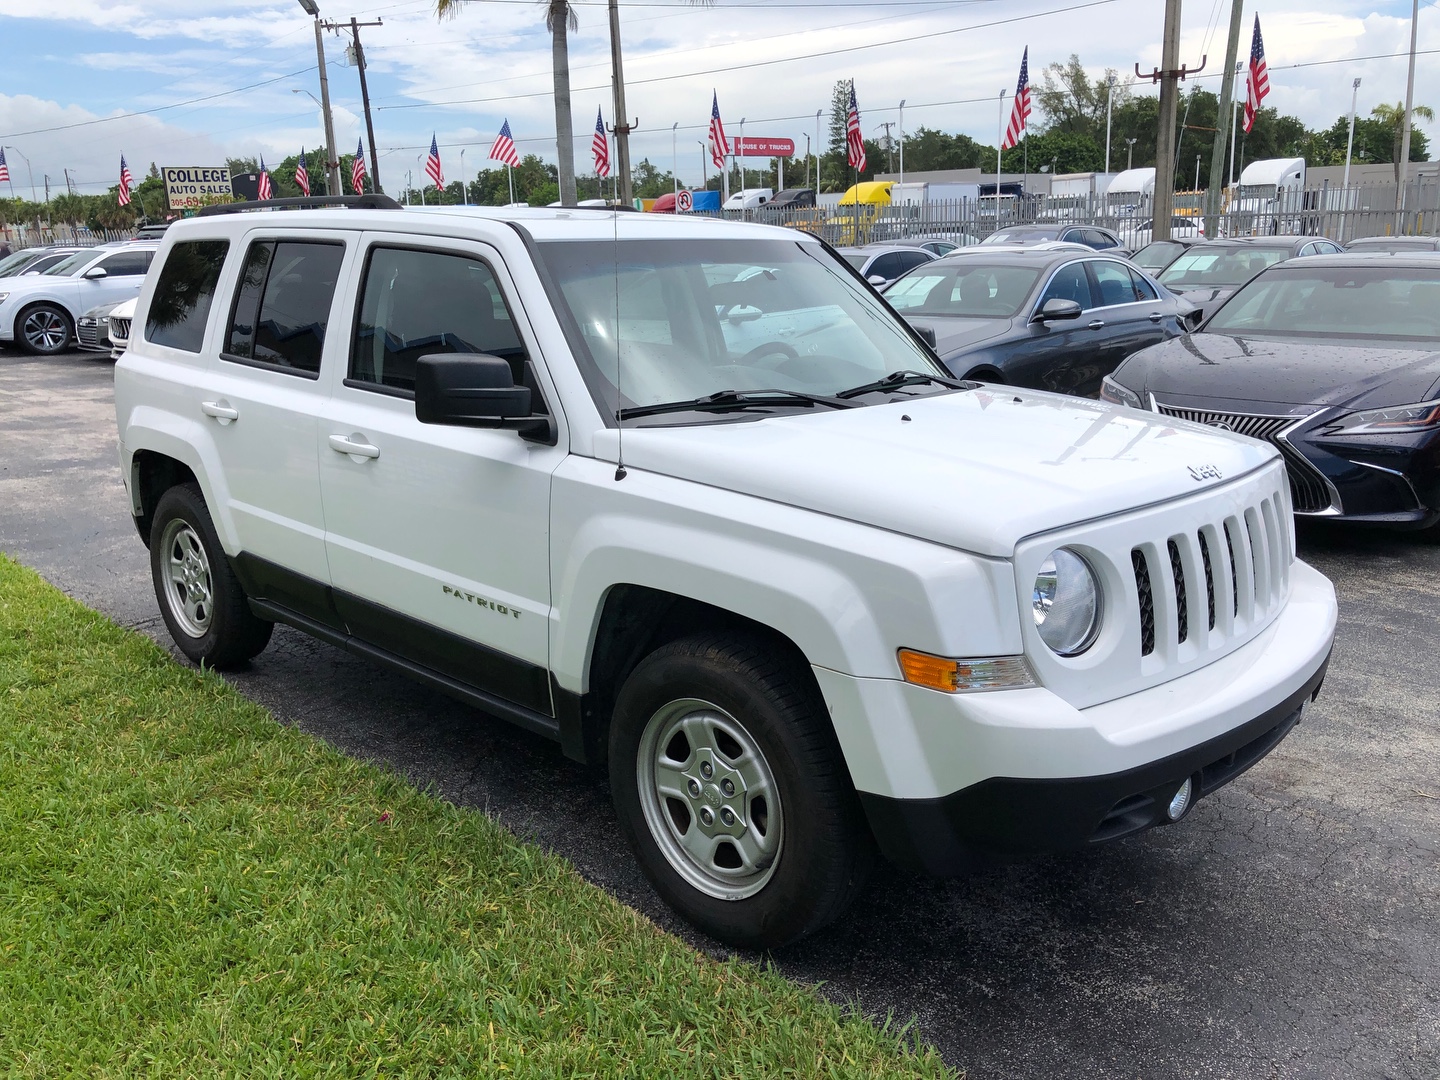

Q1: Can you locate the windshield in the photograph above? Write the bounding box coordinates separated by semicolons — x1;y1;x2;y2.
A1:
1132;241;1185;270
1206;266;1440;341
983;227;1061;244
1159;247;1288;288
43;251;97;276
537;238;944;422
0;250;40;276
884;263;1040;319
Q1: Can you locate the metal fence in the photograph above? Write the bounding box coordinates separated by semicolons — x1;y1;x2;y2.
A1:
714;182;1440;249
1;224;136;249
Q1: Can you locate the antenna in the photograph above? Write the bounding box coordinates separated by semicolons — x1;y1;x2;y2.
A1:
613;205;627;481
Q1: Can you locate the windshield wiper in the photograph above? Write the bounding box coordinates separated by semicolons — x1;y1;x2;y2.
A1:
617;388;860;421
835;370;975;400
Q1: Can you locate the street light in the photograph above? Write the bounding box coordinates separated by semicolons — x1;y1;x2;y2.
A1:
738;117;746;194
460;148;467;205
804;133;811;190
1125;137;1138;172
898;99;906;191
2;144;37;203
697;140;707;192
672;122;679;196
296;0;339;195
1104;74;1117;174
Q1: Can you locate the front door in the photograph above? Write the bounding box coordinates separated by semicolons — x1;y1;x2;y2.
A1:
1006;260;1104;393
317;237;564;715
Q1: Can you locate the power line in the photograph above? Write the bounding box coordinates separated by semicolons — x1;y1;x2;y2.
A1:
381;0;1120;111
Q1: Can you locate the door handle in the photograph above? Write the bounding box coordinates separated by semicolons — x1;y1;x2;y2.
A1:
329;433;380;460
1149;312;1164;323
200;400;238;423
1087;320;1106;331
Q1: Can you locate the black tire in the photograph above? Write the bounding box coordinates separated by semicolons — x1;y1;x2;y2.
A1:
609;633;874;949
16;303;73;355
964;367;1005;385
149;483;272;668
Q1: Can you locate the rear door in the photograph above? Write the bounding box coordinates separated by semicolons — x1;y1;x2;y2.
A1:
316;235;564;714
1082;258;1172;391
201;230;356;623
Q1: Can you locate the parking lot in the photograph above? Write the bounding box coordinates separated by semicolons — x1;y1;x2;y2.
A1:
2;346;1436;1079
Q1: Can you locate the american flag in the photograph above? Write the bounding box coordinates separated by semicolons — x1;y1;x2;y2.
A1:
592;107;611;178
0;147;9;184
425;134;445;189
490;119;520;169
708;91;729;171
257;156;272;200
1001;48;1032;151
351;138;367;194
1243;16;1270;134
845;81;866;172
295;148;311;196
118;155;134;206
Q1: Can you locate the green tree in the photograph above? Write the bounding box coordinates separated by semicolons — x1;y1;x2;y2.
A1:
1035;54;1131;139
1370;101;1436;184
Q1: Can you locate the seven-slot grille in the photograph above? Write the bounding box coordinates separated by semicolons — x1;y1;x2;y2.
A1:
1130;486;1291;659
1153;402;1335;514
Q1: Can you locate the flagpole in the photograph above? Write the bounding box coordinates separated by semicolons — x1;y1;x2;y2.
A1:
507;164;514;206
996;89;1006;228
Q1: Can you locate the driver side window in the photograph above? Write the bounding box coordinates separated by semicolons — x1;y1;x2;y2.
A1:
1039;263;1095;310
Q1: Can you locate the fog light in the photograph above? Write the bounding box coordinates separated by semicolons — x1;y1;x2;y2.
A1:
1166;777;1194;822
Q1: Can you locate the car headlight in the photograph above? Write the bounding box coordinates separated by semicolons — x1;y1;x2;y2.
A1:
1321;400;1440;436
1033;548;1101;656
1100;375;1143;409
0;292;9;304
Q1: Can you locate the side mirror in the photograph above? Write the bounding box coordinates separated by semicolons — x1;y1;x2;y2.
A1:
84;266;108;279
867;274;887;286
1032;298;1083;323
415;353;531;427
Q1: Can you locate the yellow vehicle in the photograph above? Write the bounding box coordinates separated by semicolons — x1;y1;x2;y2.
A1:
831;181;893;245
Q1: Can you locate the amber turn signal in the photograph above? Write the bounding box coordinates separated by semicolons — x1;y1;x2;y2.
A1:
897;649;1036;693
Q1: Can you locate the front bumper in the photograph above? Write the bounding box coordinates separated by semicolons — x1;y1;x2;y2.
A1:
812;559;1336;874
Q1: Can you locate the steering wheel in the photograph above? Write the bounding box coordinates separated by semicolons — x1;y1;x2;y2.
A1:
736;341;800;366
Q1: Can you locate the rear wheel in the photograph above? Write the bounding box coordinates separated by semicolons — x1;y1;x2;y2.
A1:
17;304;73;355
609;633;874;948
150;483;272;668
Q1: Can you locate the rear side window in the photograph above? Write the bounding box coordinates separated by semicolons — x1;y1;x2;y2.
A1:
1091;260;1144;306
96;250;153;277
146;240;229;353
349;246;526;393
224;240;344;377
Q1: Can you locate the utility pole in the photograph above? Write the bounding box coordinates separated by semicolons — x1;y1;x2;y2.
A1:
877;121;896;172
63;168;75;196
1204;0;1244;238
607;0;634;205
325;17;383;194
1397;0;1420;212
1151;0;1184;241
298;0;340;195
898;100;906;191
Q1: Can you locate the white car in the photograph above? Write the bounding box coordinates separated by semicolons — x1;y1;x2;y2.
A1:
114;200;1337;948
722;187;773;210
0;242;158;354
1119;215;1206;249
106;295;138;360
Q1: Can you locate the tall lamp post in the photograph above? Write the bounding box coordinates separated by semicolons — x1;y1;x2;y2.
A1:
297;0;340;195
697;140;707;192
460;148;467;205
1104;74;1117;174
2;144;37;203
1340;77;1361;242
672;122;679;195
898;99;907;191
1125;137;1138;171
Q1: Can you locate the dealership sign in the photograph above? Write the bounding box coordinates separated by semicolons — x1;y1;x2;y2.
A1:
734;137;796;158
162;166;233;210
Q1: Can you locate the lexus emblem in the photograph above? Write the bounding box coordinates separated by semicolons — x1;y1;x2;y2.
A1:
1207;420;1234;432
1188;464;1223;482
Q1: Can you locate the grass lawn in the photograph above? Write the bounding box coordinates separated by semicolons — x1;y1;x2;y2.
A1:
0;555;956;1078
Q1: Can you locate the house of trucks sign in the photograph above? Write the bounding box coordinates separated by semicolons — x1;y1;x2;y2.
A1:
162;166;233;210
733;137;796;158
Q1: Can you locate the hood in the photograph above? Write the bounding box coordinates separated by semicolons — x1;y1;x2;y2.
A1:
606;388;1276;558
110;296;139;319
0;271;69;299
1117;333;1440;411
900;315;1014;358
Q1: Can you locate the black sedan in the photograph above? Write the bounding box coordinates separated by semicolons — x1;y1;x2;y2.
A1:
883;248;1192;396
1345;235;1440;254
1102;254;1440;532
1156;236;1344;320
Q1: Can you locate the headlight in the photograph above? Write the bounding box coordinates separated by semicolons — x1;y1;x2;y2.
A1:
1321;400;1440;436
1100;375;1143;409
1033;548;1101;656
0;292;9;303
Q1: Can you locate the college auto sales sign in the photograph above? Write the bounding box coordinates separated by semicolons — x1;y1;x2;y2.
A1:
163;167;233;210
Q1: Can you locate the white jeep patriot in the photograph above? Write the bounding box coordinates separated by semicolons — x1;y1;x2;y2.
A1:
115;196;1337;947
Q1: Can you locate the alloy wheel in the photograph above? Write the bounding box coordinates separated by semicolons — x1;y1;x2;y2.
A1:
23;309;68;352
159;518;214;638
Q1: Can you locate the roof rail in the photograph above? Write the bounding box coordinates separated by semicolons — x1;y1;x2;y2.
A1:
195;194;403;217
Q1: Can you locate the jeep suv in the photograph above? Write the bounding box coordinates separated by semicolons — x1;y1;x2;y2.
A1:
115;197;1337;948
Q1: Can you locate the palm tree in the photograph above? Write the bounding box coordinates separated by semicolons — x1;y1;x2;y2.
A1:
1370;101;1435;186
437;0;579;206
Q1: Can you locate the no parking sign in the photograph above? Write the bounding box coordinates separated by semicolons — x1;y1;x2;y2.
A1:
676;189;694;213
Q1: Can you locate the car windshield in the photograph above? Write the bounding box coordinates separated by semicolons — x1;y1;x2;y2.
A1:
983;227;1061;244
42;251;98;276
0;250;39;276
1158;247;1288;287
1206;266;1440;341
1132;241;1186;270
537;238;945;422
884;263;1041;318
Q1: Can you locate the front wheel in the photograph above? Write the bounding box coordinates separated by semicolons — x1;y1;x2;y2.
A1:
609;633;874;948
17;304;73;355
149;483;272;668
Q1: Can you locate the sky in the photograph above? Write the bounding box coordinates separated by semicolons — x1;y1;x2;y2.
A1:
0;0;1434;199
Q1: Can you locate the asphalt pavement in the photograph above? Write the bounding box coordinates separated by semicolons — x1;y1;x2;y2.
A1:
2;346;1437;1079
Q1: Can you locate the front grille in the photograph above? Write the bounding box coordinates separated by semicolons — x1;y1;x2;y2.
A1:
1129;485;1289;659
1153;402;1335;513
109;317;131;343
77;321;101;348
